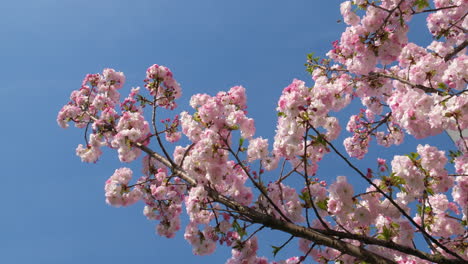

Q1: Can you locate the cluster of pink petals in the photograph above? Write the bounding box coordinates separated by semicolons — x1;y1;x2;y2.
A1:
427;0;467;42
273;78;343;174
75;133;104;163
145;64;182;109
140;159;186;239
320;0;468;159
57;68;154;163
226;237;269;264
104;168;142;207
261;183;305;222
247;137;269;162
176;86;256;204
111;111;150;162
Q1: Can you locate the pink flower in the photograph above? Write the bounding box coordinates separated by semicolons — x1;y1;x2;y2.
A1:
340;1;360;26
247;137;269;162
104;168;142;207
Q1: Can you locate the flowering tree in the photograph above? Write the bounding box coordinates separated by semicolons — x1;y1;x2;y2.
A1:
57;1;468;263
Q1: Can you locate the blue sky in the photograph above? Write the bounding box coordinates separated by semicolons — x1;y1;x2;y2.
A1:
0;1;456;263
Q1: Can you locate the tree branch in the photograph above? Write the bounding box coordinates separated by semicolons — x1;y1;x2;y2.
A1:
369;72;442;94
445;39;468;62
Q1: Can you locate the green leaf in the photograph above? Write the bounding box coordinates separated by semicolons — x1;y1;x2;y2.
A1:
426;187;434;196
405;152;419;161
316;199;329;211
232;220;246;238
449;150;462;164
415;0;429;9
310;134;327;147
417;204;422;215
390;175;406;187
239;138;245;147
378;226;393;241
193;112;201;122
299;191;310;202
437;82;447;90
424;206;432;214
271;245;281;257
277;112;286;117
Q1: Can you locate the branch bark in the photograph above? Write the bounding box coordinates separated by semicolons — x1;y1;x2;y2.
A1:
369;72;442;94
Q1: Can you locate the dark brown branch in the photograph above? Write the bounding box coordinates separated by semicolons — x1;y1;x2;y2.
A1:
436;89;468;106
297;243;316;264
304;125;330;230
455;116;468;151
367;112;392;135
369;72;442;94
151;88;176;167
445;39;468;62
413;5;459;14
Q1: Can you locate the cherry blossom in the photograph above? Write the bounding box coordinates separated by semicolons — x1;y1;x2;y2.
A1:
58;1;468;263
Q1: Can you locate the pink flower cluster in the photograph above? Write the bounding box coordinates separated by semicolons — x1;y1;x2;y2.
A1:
274;78;343;175
226;237;269;264
104;168;142;207
138;157;186;239
344;109;404;158
176;86;255;202
144;64;182;110
75;133;104;163
247;137;269;162
260;182;305;223
313;0;468;160
184;222;217;255
391;144;453;200
57;69;124;130
142;167;186;238
427;0;467;42
57;68;154;163
111;111;150;162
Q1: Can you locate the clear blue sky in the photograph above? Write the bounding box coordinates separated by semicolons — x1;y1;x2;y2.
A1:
0;0;455;263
